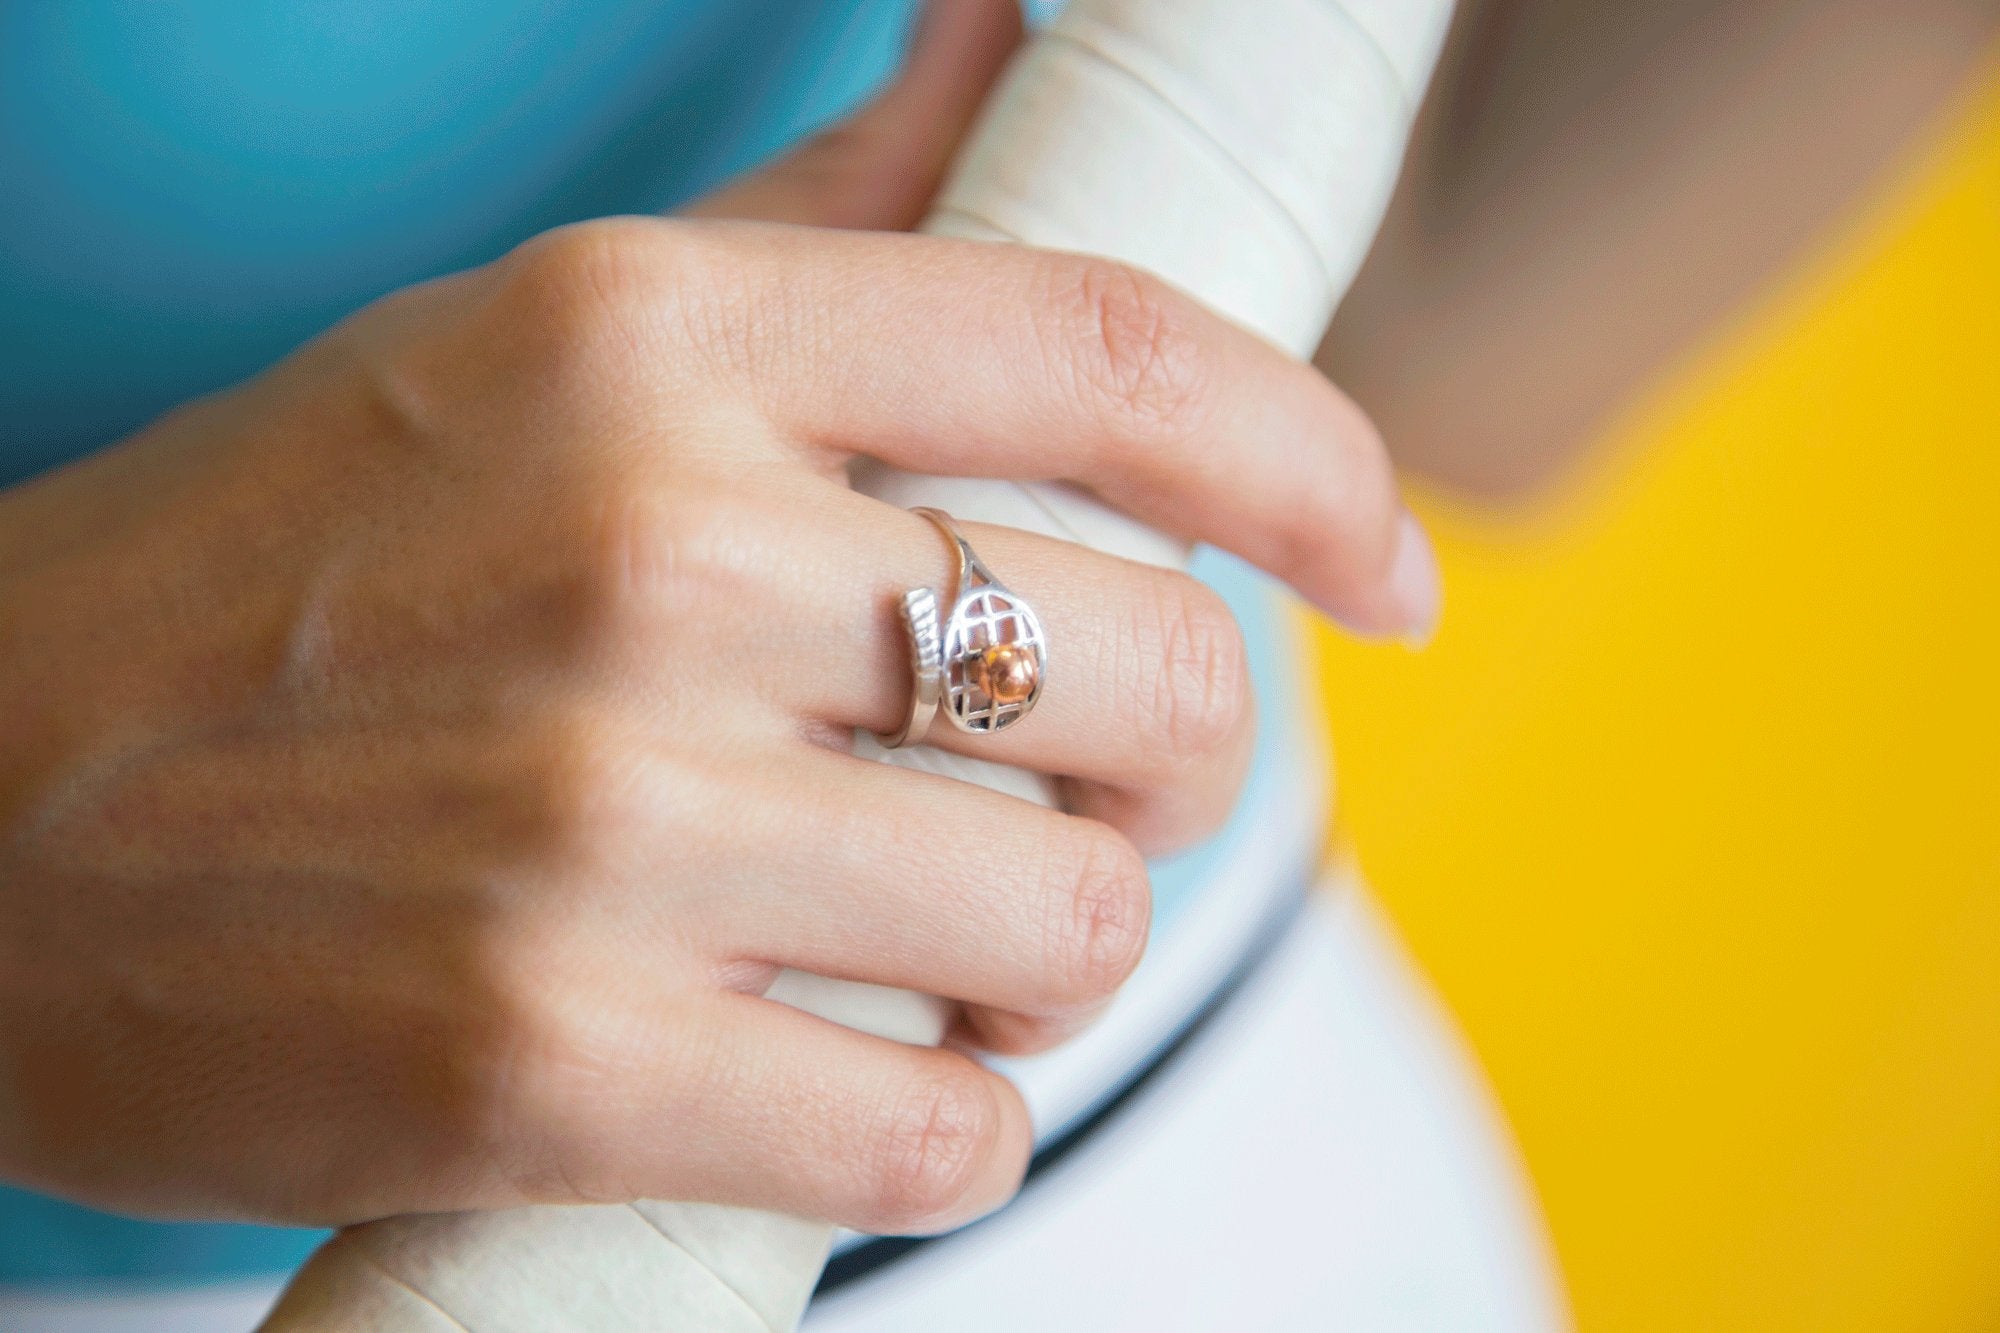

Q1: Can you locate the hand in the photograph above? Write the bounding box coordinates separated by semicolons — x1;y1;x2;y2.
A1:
0;0;1436;1238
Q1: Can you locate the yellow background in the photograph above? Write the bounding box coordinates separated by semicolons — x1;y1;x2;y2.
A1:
1314;68;2000;1331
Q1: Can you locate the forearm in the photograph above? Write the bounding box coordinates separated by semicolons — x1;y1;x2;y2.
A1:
1320;0;2000;497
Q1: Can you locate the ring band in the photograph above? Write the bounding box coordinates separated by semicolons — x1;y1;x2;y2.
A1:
877;507;1048;747
877;585;943;749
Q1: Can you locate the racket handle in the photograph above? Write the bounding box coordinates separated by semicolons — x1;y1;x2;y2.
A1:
264;2;1453;1327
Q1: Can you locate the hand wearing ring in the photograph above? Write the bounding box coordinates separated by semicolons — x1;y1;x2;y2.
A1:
0;214;1438;1238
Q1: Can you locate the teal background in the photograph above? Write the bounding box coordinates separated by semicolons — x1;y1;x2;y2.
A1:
0;0;919;487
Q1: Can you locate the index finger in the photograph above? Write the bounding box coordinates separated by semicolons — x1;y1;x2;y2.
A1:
588;217;1437;639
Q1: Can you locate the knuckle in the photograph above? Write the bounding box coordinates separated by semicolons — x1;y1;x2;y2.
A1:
412;944;565;1166
492;219;704;383
510;1029;632;1203
504;218;670;315
864;1067;1004;1230
441;930;651;1204
1146;576;1252;765
1057;259;1214;440
505;705;646;865
550;476;763;652
501;222;638;331
1047;825;1151;1006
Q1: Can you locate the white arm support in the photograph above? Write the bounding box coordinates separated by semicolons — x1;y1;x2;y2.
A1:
264;1;1452;1327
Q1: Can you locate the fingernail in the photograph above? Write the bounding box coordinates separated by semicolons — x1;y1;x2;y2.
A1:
1389;509;1442;648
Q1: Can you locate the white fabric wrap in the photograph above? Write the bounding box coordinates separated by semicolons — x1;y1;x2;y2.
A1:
263;1;1453;1327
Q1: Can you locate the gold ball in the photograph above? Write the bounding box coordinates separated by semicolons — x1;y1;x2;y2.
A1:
972;643;1038;704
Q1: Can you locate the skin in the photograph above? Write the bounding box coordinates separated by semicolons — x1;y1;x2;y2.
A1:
0;1;1437;1240
1323;0;2000;498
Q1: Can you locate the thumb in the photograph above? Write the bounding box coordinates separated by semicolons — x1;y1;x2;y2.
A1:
681;0;1025;230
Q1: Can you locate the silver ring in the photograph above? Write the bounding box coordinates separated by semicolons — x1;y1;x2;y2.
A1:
877;507;1047;747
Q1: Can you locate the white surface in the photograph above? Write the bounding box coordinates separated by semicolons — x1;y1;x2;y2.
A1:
808;883;1568;1333
0;1278;284;1333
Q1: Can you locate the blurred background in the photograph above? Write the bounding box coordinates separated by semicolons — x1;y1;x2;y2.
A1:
1316;1;1999;1328
3;2;1995;1328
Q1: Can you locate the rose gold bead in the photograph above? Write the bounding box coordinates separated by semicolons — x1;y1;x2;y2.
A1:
972;643;1038;704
